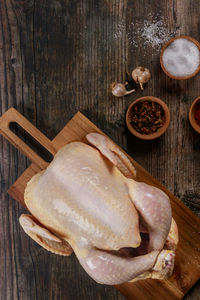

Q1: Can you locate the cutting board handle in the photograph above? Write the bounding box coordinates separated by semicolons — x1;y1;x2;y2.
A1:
0;108;57;169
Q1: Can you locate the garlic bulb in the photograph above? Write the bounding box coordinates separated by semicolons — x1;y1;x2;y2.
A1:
132;67;151;90
111;82;135;97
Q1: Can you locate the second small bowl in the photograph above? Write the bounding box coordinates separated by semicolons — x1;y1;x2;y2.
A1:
189;96;200;134
126;96;170;140
160;35;200;80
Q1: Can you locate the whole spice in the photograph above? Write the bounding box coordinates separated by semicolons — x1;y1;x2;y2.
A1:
132;67;151;90
130;101;166;134
194;102;200;126
111;82;135;97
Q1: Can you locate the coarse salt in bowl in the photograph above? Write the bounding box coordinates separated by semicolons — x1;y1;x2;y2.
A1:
160;36;200;80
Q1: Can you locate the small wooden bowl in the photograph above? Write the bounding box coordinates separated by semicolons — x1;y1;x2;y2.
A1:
160;35;200;80
126;96;170;140
189;96;200;134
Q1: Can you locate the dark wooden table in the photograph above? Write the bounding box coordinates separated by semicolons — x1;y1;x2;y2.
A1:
0;1;200;299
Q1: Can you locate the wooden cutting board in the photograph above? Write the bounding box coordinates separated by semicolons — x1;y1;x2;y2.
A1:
0;108;200;300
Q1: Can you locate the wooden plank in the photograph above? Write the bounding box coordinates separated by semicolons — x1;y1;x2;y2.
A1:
0;109;199;300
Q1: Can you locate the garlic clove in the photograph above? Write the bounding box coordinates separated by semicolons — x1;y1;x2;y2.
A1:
111;82;135;97
132;67;151;90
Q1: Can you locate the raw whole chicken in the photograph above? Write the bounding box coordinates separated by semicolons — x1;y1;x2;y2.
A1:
20;133;178;285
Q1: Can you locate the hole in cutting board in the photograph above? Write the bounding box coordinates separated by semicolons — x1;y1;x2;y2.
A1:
9;122;54;163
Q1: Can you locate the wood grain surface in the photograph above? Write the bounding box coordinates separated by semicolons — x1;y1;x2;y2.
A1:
0;1;200;300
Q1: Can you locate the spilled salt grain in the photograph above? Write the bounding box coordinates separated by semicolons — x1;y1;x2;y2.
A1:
113;22;125;39
141;20;171;48
126;13;176;54
162;38;200;77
